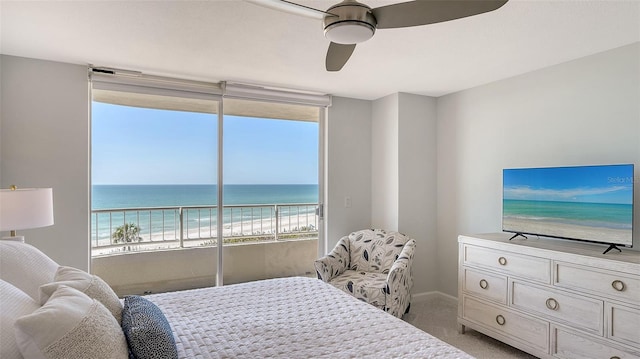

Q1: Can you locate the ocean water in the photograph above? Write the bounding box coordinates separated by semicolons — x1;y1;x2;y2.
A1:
92;184;318;210
503;199;632;230
91;184;319;245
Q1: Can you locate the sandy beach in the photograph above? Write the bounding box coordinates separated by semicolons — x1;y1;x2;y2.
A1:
179;213;318;239
503;217;632;244
92;211;319;255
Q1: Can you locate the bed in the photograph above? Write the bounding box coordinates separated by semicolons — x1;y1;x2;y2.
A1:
0;240;473;359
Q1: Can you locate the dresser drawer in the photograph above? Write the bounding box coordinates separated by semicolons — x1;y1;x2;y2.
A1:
463;244;551;283
511;280;603;335
462;295;549;352
555;262;640;303
553;326;640;359
607;303;640;349
463;268;507;304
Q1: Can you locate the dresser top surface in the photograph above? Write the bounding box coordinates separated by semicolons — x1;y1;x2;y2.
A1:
460;233;640;266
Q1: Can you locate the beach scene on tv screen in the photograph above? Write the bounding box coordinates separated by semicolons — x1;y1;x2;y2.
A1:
503;165;633;245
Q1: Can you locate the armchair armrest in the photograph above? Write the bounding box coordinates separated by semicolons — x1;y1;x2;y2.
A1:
314;236;350;282
386;238;416;317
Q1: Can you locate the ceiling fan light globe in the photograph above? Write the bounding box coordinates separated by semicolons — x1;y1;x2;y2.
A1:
324;21;375;44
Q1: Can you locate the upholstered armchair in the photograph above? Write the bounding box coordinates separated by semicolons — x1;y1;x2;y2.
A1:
314;229;416;318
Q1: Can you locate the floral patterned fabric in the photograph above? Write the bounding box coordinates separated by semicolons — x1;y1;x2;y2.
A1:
328;270;388;310
313;236;350;283
314;229;416;318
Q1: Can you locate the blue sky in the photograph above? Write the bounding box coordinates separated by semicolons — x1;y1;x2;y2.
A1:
91;102;318;185
503;165;634;204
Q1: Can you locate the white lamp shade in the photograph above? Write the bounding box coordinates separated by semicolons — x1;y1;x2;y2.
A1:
0;188;54;231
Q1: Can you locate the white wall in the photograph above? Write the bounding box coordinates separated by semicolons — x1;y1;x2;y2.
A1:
0;55;90;270
397;93;438;294
436;42;640;297
371;94;399;230
325;96;373;249
370;92;439;294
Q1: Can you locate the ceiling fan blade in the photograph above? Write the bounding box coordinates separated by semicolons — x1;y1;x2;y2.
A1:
244;0;329;20
326;42;356;72
372;0;509;29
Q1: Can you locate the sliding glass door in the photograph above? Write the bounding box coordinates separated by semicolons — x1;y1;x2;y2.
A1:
89;74;221;293
222;98;321;281
89;72;326;293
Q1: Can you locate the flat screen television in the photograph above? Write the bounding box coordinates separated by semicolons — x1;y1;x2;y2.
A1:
503;164;634;254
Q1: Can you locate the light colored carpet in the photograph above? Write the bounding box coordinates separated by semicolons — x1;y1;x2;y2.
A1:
403;295;539;359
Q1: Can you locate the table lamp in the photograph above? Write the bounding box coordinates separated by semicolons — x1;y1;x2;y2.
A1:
0;186;54;242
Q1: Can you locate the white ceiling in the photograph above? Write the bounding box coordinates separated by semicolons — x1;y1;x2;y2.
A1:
1;0;639;100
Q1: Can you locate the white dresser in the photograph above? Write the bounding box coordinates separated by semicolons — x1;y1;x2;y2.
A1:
458;233;640;359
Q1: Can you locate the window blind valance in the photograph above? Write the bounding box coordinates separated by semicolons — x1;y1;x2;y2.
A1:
90;68;223;100
222;82;332;108
89;67;331;120
89;68;332;108
90;67;222;114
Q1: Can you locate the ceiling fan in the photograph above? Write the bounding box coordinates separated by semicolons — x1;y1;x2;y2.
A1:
247;0;509;71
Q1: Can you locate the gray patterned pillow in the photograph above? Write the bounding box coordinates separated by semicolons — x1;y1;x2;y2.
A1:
122;295;178;359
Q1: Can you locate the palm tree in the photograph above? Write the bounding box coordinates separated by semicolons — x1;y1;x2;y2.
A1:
113;223;142;251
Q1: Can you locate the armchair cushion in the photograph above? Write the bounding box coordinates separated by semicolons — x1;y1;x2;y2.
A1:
328;270;388;310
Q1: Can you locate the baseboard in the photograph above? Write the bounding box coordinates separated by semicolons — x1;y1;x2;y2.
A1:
412;290;458;304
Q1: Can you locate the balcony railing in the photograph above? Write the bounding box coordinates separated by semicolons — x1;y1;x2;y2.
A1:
91;203;318;256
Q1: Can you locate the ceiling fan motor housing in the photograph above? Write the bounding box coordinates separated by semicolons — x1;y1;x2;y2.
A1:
323;0;377;44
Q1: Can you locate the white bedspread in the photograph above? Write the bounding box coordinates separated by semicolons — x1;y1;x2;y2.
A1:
147;277;473;358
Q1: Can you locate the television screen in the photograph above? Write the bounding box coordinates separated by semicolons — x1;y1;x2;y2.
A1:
503;164;634;250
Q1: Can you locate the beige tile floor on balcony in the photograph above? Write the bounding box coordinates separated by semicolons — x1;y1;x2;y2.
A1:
404;296;538;359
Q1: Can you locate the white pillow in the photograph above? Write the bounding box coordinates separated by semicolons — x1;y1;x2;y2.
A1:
39;266;123;324
0;241;59;301
0;280;39;359
14;285;129;359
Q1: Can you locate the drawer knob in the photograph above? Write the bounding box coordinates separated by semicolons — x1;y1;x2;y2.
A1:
545;297;559;311
495;314;506;326
611;280;626;292
498;256;507;266
610;356;621;359
479;279;488;289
